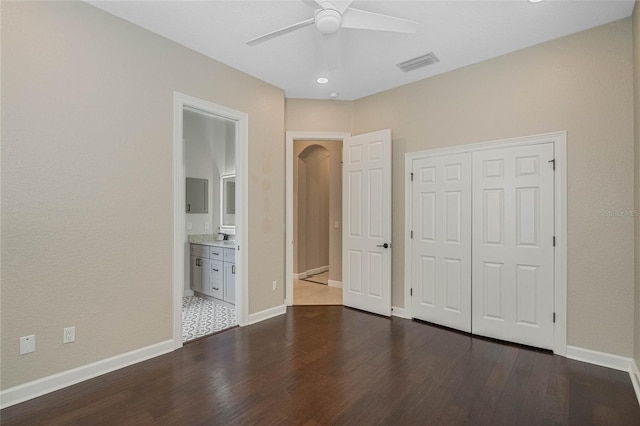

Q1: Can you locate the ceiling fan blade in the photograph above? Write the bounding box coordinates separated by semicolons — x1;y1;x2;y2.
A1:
307;0;352;13
341;8;419;34
322;32;341;71
246;18;315;46
300;0;321;9
320;0;353;15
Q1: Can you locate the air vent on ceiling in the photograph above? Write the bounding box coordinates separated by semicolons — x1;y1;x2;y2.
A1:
396;52;439;72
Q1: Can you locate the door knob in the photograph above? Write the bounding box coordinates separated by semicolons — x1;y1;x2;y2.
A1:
377;243;391;249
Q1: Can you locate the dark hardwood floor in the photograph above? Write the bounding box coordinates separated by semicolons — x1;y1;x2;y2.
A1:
2;306;639;425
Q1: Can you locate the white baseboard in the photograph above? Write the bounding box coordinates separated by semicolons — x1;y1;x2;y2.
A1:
307;265;329;276
328;280;342;288
630;359;640;407
566;345;634;372
248;304;287;325
391;306;411;319
294;266;329;280
539;346;640;407
0;339;174;409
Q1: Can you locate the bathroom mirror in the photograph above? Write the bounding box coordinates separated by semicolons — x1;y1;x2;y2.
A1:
220;174;236;231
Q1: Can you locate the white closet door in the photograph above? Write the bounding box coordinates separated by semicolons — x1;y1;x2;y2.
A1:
411;153;472;332
343;129;392;317
472;143;555;349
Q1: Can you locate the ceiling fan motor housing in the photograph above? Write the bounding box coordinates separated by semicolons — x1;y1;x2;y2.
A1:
315;8;342;34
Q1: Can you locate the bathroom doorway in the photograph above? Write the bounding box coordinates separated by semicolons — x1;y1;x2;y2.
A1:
173;93;248;349
182;109;238;342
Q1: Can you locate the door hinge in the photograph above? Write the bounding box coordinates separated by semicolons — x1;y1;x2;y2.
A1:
410;172;414;181
553;312;556;323
410;288;413;296
411;230;414;239
553;236;556;246
549;159;556;170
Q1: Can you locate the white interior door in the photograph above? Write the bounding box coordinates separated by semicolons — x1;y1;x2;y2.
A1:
411;153;472;332
472;143;555;349
343;129;392;316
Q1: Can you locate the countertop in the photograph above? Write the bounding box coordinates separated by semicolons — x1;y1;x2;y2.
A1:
188;234;235;249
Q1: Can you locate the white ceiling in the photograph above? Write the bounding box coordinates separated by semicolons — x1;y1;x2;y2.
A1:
88;0;635;100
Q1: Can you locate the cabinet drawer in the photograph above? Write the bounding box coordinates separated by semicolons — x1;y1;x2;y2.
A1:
210;260;224;284
190;244;208;258
209;283;223;299
224;247;236;263
209;247;223;260
209;261;223;300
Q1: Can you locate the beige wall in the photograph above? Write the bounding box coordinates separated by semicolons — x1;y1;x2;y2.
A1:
351;19;635;356
1;1;285;390
285;99;353;133
293;141;343;282
633;1;640;367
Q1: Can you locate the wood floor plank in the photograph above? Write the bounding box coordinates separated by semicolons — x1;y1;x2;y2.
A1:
2;306;638;426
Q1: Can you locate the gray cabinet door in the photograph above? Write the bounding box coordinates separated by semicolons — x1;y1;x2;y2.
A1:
191;256;202;293
201;258;211;296
186;178;208;213
224;262;236;304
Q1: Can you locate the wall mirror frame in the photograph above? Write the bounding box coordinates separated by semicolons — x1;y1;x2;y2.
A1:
220;174;236;234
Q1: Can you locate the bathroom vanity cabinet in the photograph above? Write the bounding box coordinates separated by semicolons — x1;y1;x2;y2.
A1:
190;242;235;304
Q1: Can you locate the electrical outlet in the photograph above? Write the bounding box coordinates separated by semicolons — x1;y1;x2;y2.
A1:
272;280;278;291
187;222;192;230
20;335;35;354
63;326;75;344
335;221;339;229
204;222;210;230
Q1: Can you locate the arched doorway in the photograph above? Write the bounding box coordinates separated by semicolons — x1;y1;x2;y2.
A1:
293;141;343;305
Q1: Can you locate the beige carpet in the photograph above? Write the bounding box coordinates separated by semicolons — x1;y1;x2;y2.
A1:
294;279;342;305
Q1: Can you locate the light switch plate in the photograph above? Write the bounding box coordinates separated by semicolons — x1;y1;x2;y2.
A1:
20;335;35;354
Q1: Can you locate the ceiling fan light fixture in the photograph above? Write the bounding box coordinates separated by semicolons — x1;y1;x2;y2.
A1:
317;77;329;84
315;8;342;34
529;0;544;3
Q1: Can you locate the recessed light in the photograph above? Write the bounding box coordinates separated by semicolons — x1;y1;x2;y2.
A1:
316;77;329;84
329;92;339;99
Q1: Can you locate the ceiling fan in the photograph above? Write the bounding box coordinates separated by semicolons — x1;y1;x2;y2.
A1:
246;0;418;70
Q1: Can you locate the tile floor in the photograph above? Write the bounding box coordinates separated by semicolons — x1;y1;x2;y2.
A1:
301;271;329;285
294;278;342;305
182;295;237;343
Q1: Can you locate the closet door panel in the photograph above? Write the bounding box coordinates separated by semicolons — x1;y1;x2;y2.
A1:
411;153;471;333
472;143;555;350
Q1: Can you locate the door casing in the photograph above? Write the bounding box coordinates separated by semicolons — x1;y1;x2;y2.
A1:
405;131;567;355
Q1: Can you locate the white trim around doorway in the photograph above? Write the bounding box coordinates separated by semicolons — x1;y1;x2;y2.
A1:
285;131;351;306
173;92;249;350
404;131;567;356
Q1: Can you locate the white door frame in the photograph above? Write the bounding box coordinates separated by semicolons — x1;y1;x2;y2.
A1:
285;131;351;306
173;92;249;349
404;131;567;355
